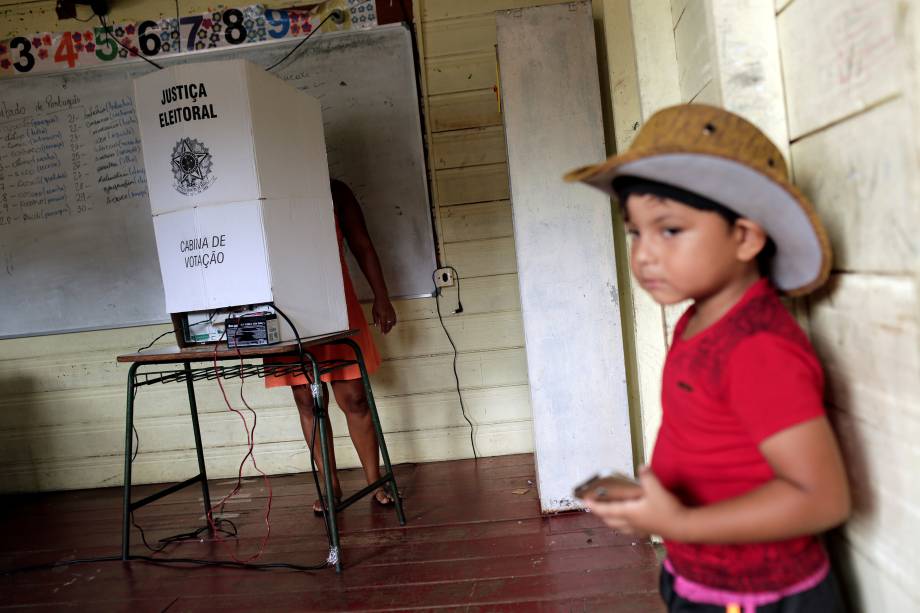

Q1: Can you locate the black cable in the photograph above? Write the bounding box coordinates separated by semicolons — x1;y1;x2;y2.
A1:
234;349;262;487
152;516;237;552
204;328;254;532
131;382;140;461
0;320;334;578
130;555;329;571
133;332;235;551
206;340;275;559
132;510;170;553
270;304;336;564
265;9;343;72
174;0;181;54
98;14;164;70
308;402;333;538
270;305;331;513
133;511;237;554
136;329;173;352
1;552;329;575
397;0;411;24
432;267;476;459
129;352;238;556
127;324;329;570
394;0;438;258
1;556;122;575
137;312;215;352
447;265;464;314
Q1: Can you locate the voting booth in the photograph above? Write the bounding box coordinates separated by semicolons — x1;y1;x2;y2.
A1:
133;59;347;342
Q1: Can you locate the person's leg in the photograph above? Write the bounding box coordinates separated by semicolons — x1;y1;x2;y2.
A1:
291;383;341;513
331;378;393;505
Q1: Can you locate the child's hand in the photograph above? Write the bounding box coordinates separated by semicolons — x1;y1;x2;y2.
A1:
584;467;687;539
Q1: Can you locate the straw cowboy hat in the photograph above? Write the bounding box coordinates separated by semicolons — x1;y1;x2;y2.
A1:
565;104;832;296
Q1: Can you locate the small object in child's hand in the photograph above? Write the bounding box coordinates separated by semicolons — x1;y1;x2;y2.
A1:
573;473;643;502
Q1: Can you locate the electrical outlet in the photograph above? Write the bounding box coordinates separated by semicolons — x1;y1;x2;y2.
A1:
434;267;455;288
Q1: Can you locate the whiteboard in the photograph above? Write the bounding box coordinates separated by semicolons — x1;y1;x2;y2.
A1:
0;24;434;339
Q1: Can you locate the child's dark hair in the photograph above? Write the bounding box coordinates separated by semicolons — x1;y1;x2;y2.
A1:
613;176;776;278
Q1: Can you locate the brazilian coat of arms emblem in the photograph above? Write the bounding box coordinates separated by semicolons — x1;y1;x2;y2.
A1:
171;137;216;195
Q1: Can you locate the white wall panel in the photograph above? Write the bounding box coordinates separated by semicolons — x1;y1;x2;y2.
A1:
498;2;632;512
779;0;901;139
792;98;920;272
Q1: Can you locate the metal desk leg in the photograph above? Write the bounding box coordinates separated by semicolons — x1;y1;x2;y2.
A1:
184;362;213;529
343;339;406;526
122;363;139;560
310;364;342;572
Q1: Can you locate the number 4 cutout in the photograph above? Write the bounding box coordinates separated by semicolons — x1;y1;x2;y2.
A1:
54;32;79;68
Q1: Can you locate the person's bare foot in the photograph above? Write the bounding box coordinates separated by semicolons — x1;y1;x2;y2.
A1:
312;491;342;515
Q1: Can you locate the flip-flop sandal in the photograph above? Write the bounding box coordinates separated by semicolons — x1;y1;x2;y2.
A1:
372;488;395;506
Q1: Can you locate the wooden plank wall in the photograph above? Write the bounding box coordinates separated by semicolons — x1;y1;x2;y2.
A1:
0;0;544;492
779;1;920;610
672;0;716;105
597;0;681;467
665;0;920;609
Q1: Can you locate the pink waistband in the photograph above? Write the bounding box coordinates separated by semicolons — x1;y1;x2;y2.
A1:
663;558;830;613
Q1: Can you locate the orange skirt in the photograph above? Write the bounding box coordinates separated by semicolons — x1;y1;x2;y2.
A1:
264;281;381;386
264;217;382;385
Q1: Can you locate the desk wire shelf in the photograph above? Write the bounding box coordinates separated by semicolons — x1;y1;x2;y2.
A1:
133;359;357;387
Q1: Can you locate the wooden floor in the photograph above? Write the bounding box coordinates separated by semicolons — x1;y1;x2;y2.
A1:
0;454;664;612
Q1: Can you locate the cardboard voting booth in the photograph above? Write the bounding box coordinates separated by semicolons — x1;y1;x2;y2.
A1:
133;59;347;342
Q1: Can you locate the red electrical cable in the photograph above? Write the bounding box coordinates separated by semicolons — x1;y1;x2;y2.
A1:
205;343;274;563
236;348;274;555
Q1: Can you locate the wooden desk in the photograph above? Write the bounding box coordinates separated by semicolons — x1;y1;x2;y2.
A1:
116;331;406;572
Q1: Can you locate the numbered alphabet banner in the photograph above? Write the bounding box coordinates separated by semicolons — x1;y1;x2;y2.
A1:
0;1;377;79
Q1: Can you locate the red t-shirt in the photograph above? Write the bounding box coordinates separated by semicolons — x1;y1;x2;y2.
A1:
651;278;828;592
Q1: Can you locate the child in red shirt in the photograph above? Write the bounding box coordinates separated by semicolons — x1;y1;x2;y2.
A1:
566;105;850;612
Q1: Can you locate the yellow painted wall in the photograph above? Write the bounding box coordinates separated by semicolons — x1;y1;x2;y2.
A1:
0;0;564;492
